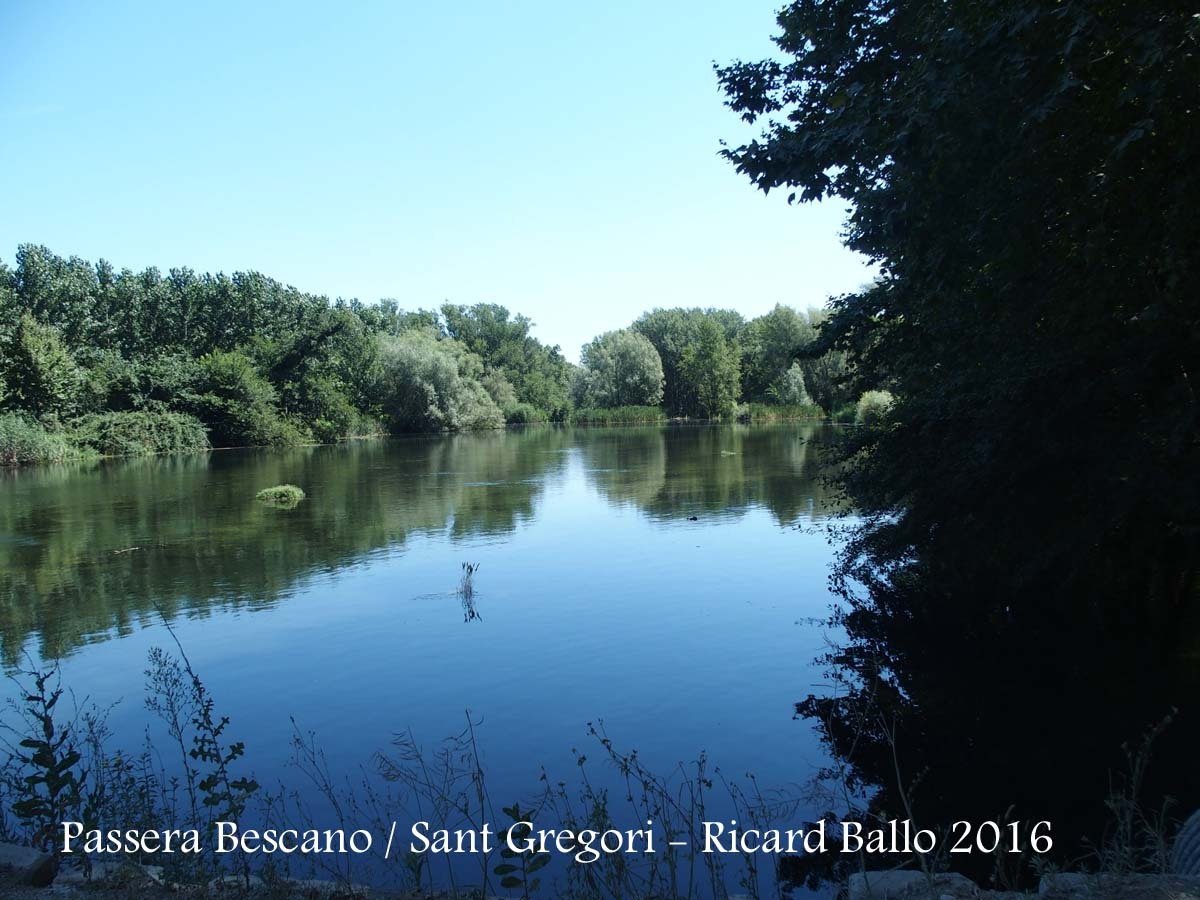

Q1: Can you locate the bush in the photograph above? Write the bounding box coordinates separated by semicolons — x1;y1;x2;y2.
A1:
740;402;825;422
190;350;309;447
0;413;94;466
255;484;305;507
72;411;210;456
855;390;895;426
831;402;858;423
571;406;666;426
504;402;548;425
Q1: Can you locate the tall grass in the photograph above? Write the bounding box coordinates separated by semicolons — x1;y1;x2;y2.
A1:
739;402;825;422
0;413;95;466
571;405;666;425
71;410;211;457
504;403;549;425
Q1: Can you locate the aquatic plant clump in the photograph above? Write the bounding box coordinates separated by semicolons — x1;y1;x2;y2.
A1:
255;484;306;508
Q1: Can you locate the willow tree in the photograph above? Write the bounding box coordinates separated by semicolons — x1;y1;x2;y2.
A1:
575;329;665;409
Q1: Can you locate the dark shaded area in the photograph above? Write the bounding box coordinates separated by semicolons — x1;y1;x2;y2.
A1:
717;0;1199;891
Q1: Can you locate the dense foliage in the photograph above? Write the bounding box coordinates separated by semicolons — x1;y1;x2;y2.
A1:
0;247;581;456
632;308;741;418
573;329;665;409
72;411;210;457
372;329;505;432
719;0;1200;882
0;413;94;466
442;303;573;421
1;244;869;463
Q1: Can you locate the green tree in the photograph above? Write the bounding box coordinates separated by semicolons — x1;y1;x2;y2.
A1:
373;329;503;433
1;313;81;420
740;304;816;402
719;0;1200;622
190;350;304;447
575;329;665;409
719;0;1200;875
679;317;740;419
632;308;741;417
441;303;571;419
768;361;810;406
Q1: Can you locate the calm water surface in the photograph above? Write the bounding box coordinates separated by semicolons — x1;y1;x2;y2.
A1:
0;424;845;891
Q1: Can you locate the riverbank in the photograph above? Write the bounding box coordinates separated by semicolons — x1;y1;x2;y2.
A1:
0;411;833;468
6;846;1200;900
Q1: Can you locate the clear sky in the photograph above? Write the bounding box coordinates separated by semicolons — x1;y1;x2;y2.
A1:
0;1;872;361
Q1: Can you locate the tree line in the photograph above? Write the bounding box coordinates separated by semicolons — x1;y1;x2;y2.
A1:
0;243;870;462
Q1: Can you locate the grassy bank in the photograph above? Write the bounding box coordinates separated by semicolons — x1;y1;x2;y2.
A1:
0;414;97;466
570;405;667;425
2;405;844;468
738;402;825;422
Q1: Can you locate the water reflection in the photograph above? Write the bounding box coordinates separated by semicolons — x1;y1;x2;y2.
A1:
788;548;1200;891
578;424;839;523
0;423;839;663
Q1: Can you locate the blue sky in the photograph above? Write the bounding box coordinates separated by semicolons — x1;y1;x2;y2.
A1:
0;1;872;361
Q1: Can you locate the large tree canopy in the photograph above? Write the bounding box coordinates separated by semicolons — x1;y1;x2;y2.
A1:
719;0;1198;636
633;308;741;418
575;329;665;409
441;303;572;420
719;0;1200;879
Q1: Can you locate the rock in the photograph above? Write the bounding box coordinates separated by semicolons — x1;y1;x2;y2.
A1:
0;841;57;887
1040;871;1200;898
848;869;978;898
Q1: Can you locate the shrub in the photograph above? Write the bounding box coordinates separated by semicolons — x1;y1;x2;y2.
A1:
72;410;210;456
571;405;666;426
503;402;548;425
190;350;308;447
831;402;858;423
740;402;825;422
855;390;895;426
255;484;305;507
0;413;94;466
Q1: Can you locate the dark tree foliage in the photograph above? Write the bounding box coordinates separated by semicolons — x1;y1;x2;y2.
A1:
719;0;1200;881
0;246;412;446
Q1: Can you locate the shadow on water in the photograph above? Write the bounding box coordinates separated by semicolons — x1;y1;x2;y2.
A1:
783;542;1200;892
